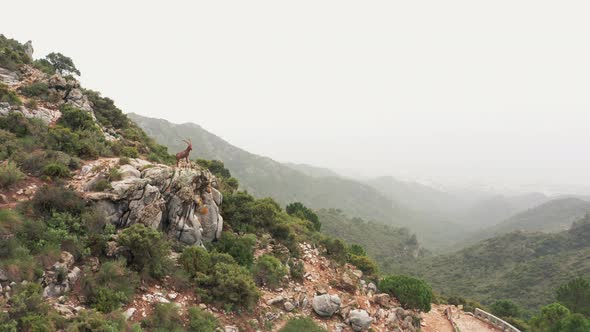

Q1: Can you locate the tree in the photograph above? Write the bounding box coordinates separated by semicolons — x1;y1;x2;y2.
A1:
490;300;521;318
557;278;590;317
286;202;321;231
45;52;80;76
530;303;571;331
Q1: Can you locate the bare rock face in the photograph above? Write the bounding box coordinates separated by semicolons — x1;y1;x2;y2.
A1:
83;160;223;246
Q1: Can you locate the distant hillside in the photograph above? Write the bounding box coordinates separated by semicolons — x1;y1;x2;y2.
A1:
487;197;590;234
461;193;549;228
129;113;468;250
317;208;424;273
406;217;590;311
284;162;341;178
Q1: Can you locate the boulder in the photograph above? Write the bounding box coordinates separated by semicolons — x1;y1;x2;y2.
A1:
372;293;392;307
339;270;360;292
349;309;373;331
312;294;341;317
119;164;141;179
284;301;295;312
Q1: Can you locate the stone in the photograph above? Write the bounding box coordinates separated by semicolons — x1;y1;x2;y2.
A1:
118;164;141;179
372;293;391;307
0;268;9;281
367;282;377;292
223;326;239;332
284;301;295;312
349;309;373;332
312;294;341;317
24;41;34;59
266;296;284;305
167;292;178;300
199;303;207;309
67;267;81;284
0;193;8;204
339;270;359;292
54;303;75;319
124;307;136;320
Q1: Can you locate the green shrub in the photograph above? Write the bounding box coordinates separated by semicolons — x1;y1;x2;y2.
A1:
187;306;218;332
19;82;49;99
58;105;96;132
349;254;378;276
252;254;287;289
0;161;25;188
141;303;183;332
379;275;433;312
30;185;85;218
32;59;56;75
286;202;321;231
279;317;327;332
321;237;347;264
0;129;20;159
118;157;130;165
180;246;258;310
557;277;590;317
209;232;256;267
65;310;127;332
108;168;122;181
209;262;259;310
84;90;129;129
92;179;112;192
196;159;231;179
118;224;172;279
0;83;22;105
179;246;212;278
82;260;139;313
42;161;71;179
490;299;522;319
8;283;50;327
348;244;367;257
0;35;31;70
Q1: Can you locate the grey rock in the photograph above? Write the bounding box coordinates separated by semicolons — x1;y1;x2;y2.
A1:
367;282;377;292
312;294;341;317
349;309;373;331
284;301;295;312
24;41;34;59
119;164;141;179
266;295;284;305
124;307;136;320
224;326;239;332
0;193;8;204
0;268;9;281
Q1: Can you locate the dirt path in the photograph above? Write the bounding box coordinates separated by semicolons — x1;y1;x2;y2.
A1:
453;310;501;332
421;304;454;332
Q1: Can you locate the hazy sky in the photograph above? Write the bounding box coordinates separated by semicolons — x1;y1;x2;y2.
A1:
3;1;590;192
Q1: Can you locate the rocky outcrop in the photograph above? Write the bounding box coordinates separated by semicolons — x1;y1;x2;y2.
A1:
80;159;223;246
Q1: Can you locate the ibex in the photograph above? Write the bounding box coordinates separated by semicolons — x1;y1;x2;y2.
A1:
176;138;192;167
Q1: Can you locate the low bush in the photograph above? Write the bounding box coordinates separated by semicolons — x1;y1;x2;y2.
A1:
108;168;122;181
0;161;25;188
380;275;433;312
0;83;21;106
92;179;112;192
82;260;139;313
141;303;183;332
289;259;305;282
65;310;127;332
42;161;71;179
286;202;321;231
349;254;378;276
58;105;97;132
19;82;49;99
279;317;327;332
29;185;85;218
321;237;347;264
252;254;287;289
180;246;259;310
187;306;218;332
117;224;172;279
209;232;256;267
490;299;522;319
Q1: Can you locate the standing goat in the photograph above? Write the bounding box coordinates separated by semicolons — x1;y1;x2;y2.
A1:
175;138;193;167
